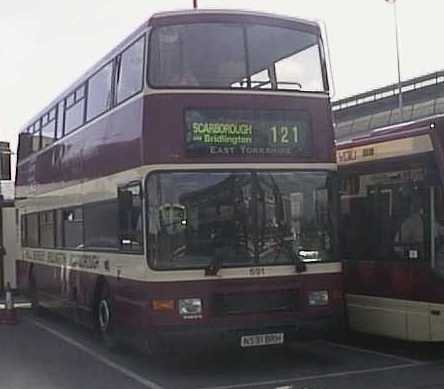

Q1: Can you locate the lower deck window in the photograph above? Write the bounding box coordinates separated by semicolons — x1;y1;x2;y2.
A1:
341;168;429;261
84;201;119;249
63;208;84;249
434;186;444;273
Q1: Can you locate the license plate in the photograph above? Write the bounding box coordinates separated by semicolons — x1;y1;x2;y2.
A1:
240;333;284;348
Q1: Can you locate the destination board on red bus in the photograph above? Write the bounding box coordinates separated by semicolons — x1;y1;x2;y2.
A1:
185;109;311;156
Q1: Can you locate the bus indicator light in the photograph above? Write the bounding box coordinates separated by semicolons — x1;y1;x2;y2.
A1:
152;299;175;311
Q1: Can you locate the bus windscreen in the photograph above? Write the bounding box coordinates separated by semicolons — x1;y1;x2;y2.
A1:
149;23;325;92
147;170;335;270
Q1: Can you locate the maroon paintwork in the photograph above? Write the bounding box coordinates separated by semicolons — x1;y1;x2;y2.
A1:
16;10;341;348
16;93;333;197
344;260;444;304
17;259;343;347
338;114;444;305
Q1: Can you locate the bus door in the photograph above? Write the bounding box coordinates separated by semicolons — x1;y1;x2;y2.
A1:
372;179;435;340
430;185;444;340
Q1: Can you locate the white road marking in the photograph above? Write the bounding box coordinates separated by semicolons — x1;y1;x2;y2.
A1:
28;318;164;389
324;340;421;364
198;361;426;389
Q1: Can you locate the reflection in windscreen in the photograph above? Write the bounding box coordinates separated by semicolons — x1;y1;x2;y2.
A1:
149;23;325;92
147;171;334;270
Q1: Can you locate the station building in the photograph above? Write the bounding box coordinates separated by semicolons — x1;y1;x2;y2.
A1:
333;70;444;141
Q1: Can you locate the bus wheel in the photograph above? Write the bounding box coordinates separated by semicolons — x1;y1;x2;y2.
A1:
29;274;41;316
95;284;117;349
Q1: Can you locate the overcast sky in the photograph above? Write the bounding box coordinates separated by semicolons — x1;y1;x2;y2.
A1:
1;0;443;163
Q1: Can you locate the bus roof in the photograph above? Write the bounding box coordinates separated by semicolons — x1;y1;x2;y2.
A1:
336;113;444;150
18;9;320;135
150;9;320;29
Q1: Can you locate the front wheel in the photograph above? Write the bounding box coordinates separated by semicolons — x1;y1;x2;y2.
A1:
95;285;117;350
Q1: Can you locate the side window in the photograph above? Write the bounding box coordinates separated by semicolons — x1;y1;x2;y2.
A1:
0;142;11;180
340;169;427;262
26;213;40;248
56;101;65;139
17;132;33;161
84;201;119;249
118;183;143;251
21;215;28;247
87;62;113;121
116;37;145;103
41;109;56;148
65;85;86;135
40;211;56;248
434;186;444;273
56;209;64;248
32;121;41;152
63;208;84;249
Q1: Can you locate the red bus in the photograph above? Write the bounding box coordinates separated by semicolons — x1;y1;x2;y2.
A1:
16;10;343;352
338;116;444;341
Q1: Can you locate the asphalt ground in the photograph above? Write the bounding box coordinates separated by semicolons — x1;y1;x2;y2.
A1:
0;309;444;389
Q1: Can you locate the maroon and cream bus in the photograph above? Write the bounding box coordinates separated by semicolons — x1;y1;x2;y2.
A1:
338;115;444;342
15;10;343;352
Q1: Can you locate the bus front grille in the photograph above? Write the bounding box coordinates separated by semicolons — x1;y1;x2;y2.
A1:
213;289;299;316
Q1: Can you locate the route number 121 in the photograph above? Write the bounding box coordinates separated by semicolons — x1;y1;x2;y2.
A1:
270;126;299;144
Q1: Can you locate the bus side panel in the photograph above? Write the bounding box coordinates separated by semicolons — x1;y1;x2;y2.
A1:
16;97;144;199
16;259;62;310
344;260;444;341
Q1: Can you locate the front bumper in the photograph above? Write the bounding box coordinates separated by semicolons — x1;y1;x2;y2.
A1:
146;313;345;351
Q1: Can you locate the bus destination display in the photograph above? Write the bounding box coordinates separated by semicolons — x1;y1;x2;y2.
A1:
185;109;311;156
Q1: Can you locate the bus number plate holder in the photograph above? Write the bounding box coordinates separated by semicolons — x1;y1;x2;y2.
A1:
240;333;284;347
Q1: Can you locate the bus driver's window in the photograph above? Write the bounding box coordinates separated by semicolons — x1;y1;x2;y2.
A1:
118;183;143;252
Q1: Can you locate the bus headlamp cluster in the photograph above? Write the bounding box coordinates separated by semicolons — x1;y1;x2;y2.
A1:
308;290;329;306
178;298;203;316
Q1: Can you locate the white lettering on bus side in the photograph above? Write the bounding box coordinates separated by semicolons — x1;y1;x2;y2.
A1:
25;249;106;271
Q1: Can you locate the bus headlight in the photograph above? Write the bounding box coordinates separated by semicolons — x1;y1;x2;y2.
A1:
178;298;203;316
308;290;329;306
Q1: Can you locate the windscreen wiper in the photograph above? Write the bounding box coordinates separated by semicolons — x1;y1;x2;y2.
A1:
282;239;307;273
204;252;223;276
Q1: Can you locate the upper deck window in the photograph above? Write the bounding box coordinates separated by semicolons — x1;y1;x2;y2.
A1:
31;121;41;152
87;62;113;121
148;22;326;92
116;36;145;104
65;85;86;135
41;109;56;148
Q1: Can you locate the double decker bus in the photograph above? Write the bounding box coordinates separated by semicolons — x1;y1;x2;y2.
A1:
338;115;444;342
16;9;343;351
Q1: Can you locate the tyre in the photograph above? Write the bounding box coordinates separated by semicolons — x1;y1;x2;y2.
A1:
95;283;118;350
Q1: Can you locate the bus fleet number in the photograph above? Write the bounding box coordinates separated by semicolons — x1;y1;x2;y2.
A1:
249;267;266;276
